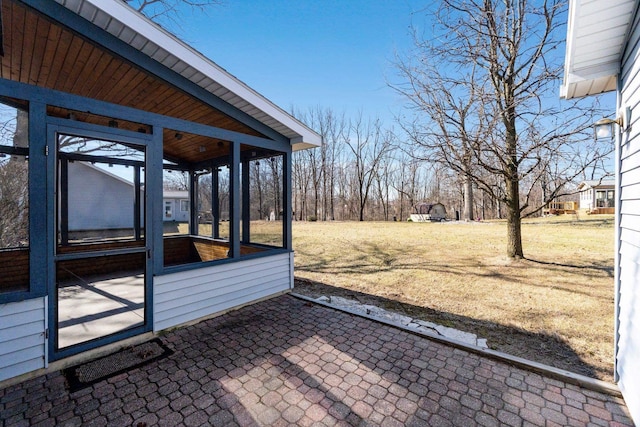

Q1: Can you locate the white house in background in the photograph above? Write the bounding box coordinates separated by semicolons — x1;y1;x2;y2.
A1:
162;190;190;222
562;0;640;424
68;162;189;228
67;162;140;231
577;179;615;212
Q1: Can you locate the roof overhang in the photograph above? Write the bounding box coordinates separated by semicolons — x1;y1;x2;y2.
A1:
54;0;321;150
560;0;637;99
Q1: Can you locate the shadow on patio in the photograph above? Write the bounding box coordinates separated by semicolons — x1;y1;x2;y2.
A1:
0;294;633;426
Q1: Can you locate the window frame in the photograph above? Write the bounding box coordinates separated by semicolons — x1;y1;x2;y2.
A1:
0;101;47;304
159;141;292;273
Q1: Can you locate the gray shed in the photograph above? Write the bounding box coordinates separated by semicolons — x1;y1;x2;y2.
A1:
409;202;447;222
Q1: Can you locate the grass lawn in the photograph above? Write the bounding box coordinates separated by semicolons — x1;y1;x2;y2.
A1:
291;215;615;381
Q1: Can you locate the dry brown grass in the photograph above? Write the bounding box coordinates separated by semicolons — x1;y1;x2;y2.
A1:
292;215;615;381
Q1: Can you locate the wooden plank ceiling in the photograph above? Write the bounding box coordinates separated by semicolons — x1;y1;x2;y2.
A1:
1;0;270;164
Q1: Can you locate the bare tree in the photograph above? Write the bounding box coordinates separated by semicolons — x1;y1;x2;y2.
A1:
395;59;490;222
393;0;612;258
124;0;223;29
164;170;189;190
0;159;28;248
0;106;29;249
346;115;394;221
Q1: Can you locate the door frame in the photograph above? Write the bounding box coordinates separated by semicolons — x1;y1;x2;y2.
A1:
46;118;156;361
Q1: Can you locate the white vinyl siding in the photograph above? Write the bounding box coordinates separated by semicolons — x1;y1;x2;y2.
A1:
616;6;640;423
153;253;292;331
68;162;135;230
579;188;593;210
0;298;46;382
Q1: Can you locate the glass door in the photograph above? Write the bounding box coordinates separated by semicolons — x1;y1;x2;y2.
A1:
50;125;151;358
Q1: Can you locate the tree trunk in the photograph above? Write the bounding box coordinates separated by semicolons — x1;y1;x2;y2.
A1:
505;175;524;258
464;175;474;221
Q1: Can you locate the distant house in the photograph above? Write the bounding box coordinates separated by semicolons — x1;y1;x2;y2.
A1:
577;180;615;213
409;202;447;222
162;190;190;222
68;162;189;230
67;162;140;232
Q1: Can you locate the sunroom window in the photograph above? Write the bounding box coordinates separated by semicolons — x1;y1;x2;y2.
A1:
161;131;286;269
242;147;284;250
0;99;29;295
162;131;237;267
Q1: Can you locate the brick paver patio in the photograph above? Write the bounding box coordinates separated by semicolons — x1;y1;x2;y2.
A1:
0;294;634;426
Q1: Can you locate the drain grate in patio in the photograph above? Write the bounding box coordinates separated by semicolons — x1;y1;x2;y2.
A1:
63;338;172;392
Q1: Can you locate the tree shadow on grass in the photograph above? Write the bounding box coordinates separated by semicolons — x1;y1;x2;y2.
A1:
525;257;614;278
293;277;610;381
295;241;614;301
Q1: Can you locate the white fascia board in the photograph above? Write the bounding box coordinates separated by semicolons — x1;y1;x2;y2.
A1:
565;62;621;85
69;0;321;149
561;0;633;100
562;0;580;98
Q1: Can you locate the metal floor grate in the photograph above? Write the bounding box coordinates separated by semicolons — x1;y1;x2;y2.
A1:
64;339;172;392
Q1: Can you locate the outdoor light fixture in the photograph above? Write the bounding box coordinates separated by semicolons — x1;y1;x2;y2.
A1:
594;117;622;140
108;120;118;128
175;133;183;140
594;106;631;140
199;145;206;152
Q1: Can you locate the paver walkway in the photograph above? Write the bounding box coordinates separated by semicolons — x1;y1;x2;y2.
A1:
0;294;634;426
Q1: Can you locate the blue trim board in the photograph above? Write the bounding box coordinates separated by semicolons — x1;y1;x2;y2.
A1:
18;0;289;145
0;79;290;153
242;160;251;243
28;102;48;296
149;128;165;278
46;125;57;361
284;150;293;250
230;142;241;259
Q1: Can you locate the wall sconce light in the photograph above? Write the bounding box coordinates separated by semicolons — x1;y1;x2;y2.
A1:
594;106;631;140
199;145;206;153
175;133;183;140
594;117;622;140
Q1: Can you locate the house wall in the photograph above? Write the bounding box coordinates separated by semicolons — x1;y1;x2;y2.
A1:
579;188;593;210
163;198;189;222
68;162;134;230
0;297;46;382
617;6;640;423
153;253;292;331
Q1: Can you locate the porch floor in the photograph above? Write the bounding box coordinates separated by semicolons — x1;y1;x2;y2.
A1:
0;294;634;426
57;271;144;348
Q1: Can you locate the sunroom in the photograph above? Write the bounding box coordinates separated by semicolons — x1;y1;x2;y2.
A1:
0;0;320;382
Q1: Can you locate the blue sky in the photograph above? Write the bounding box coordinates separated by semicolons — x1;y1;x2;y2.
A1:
170;1;615;132
178;1;426;125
